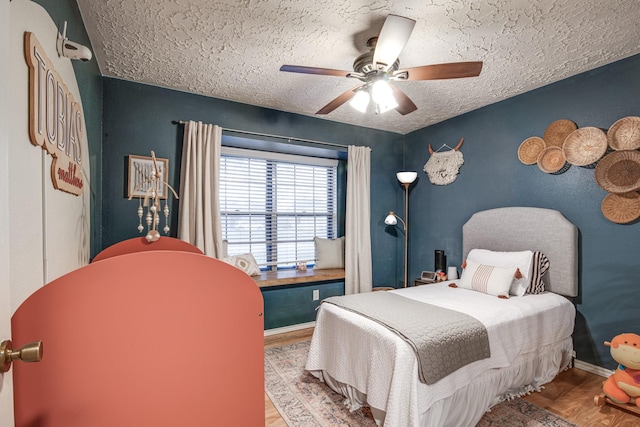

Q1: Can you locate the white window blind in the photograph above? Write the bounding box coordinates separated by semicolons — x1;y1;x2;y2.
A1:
220;147;338;270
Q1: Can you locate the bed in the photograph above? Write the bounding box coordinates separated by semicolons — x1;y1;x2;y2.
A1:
305;207;578;426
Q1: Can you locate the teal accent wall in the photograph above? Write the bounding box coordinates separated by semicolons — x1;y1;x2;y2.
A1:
33;0;103;258
101;78;405;288
261;281;344;329
405;54;640;370
101;79;406;328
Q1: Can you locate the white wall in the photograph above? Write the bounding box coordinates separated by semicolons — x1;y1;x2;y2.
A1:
2;1;91;419
1;0;14;422
9;0;91;312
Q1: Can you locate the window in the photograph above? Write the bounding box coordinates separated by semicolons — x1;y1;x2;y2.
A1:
220;147;338;270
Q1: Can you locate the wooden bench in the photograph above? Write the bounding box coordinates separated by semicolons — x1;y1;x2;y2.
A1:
253;268;345;288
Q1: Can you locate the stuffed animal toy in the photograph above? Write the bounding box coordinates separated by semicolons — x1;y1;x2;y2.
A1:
603;333;640;407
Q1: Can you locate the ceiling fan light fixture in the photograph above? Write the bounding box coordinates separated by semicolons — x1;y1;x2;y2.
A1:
349;89;370;113
371;79;398;113
371;79;392;103
279;14;482;117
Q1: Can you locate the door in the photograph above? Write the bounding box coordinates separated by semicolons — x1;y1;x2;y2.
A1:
1;0;15;423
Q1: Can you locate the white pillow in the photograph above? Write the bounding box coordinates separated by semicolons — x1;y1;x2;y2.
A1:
314;236;345;269
222;253;261;276
459;259;517;298
466;249;533;297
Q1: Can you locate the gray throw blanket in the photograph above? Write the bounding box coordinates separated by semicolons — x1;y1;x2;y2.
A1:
323;291;490;385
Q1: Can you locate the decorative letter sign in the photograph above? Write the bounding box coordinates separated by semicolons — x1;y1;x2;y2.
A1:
24;32;85;195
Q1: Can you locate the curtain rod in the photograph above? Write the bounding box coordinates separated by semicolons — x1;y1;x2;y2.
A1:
172;120;356;150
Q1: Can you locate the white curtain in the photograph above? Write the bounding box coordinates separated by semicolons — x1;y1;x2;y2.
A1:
345;145;373;294
177;121;224;257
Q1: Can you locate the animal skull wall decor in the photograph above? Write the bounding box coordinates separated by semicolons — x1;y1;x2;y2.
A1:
423;138;465;185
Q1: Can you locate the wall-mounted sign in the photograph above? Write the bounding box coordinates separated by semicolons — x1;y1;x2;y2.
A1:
24;31;85;196
127;154;169;199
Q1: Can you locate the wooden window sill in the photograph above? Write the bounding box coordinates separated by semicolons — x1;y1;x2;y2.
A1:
253;268;345;288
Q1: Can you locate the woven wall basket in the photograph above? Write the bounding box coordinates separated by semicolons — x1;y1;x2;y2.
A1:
537;146;570;174
543;119;578;148
607;116;640;151
518;136;546;165
601;191;640;224
563;127;608;167
594;150;640;193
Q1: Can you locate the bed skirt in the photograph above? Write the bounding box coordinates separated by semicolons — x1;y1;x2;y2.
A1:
311;337;574;427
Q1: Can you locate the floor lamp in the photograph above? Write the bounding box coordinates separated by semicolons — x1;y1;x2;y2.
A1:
384;171;417;287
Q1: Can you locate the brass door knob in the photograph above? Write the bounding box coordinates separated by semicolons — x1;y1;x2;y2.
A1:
0;340;43;373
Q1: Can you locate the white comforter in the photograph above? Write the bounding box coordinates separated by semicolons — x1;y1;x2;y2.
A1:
305;282;576;426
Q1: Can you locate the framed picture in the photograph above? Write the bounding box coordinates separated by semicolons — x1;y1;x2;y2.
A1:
127;155;169;199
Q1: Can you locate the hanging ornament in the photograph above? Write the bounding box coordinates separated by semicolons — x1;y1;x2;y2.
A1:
163;201;170;234
137;198;144;233
128;151;179;241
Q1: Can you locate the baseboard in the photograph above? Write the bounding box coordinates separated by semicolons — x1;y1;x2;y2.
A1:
574;359;614;378
264;321;316;336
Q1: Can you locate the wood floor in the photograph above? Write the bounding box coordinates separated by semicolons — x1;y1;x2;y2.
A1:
264;328;640;426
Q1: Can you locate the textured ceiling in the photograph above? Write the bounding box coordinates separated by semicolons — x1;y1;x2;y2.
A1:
76;0;640;135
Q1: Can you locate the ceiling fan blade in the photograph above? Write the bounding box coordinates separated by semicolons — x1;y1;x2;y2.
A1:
397;61;483;81
372;15;416;71
390;84;417;115
280;65;352;77
316;85;362;115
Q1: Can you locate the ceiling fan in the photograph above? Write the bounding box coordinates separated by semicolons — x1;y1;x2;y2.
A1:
280;14;483;116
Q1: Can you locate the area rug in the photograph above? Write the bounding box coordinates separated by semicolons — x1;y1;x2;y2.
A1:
265;340;579;427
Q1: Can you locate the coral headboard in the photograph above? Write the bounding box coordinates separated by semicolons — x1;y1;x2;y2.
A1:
12;250;264;426
92;236;203;262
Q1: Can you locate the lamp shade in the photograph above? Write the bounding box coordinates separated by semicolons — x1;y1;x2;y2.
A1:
349;89;370;113
384;213;398;225
371;80;394;104
371;80;398;113
396;171;417;184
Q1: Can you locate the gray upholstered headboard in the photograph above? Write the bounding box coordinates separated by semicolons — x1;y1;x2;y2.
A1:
462;207;578;297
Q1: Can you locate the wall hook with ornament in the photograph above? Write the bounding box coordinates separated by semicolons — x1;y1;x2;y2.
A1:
429;137;464;154
424;138;465;185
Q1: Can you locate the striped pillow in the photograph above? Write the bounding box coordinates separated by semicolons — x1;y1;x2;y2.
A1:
526;251;550;294
459;259;517;298
465;249;534;296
